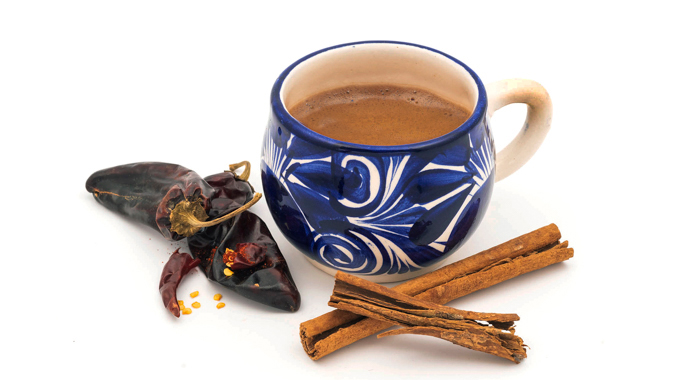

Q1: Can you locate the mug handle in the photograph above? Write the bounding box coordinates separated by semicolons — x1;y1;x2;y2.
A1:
486;79;553;182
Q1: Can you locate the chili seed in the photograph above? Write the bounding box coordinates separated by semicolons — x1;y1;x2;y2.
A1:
182;308;192;315
192;302;201;308
214;294;222;301
224;268;234;277
190;291;199;298
216;302;225;309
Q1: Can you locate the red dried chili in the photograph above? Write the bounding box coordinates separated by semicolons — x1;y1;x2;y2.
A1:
159;250;201;318
85;161;258;240
86;161;301;313
187;173;301;312
189;210;300;312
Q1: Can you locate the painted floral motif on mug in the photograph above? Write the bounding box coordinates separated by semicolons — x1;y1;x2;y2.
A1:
261;117;495;276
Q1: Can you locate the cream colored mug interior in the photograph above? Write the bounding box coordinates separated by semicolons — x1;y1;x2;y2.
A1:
280;43;479;128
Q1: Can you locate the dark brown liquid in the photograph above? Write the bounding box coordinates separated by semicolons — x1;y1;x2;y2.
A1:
289;84;471;146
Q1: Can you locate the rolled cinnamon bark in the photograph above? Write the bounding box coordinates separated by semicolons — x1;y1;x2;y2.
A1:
330;272;527;363
300;224;572;360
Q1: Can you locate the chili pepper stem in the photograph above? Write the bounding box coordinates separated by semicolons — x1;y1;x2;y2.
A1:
190;192;262;228
228;161;251;181
169;193;263;237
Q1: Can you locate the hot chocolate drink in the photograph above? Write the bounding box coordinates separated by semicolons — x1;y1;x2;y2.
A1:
289;84;471;146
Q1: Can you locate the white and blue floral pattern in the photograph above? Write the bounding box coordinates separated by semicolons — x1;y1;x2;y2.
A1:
261;116;496;276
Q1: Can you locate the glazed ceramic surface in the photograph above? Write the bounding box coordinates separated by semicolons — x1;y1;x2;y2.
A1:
260;41;550;282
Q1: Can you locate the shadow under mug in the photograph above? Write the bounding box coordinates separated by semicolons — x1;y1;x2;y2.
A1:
260;41;552;282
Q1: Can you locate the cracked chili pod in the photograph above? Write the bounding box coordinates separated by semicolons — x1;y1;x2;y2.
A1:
188;177;301;312
188;211;301;312
85;162;259;240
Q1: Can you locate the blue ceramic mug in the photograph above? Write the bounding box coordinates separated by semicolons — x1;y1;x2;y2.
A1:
261;41;552;282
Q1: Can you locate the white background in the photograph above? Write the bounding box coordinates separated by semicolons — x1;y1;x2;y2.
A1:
1;1;678;378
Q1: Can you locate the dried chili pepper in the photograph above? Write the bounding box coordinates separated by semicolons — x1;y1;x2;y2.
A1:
188;210;301;312
187;171;300;311
86;161;301;313
85;161;259;240
159;249;201;317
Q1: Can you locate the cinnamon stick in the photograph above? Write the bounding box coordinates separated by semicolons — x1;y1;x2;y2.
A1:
330;272;527;363
300;224;573;360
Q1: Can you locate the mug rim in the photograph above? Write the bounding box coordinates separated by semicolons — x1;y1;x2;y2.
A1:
271;40;488;153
